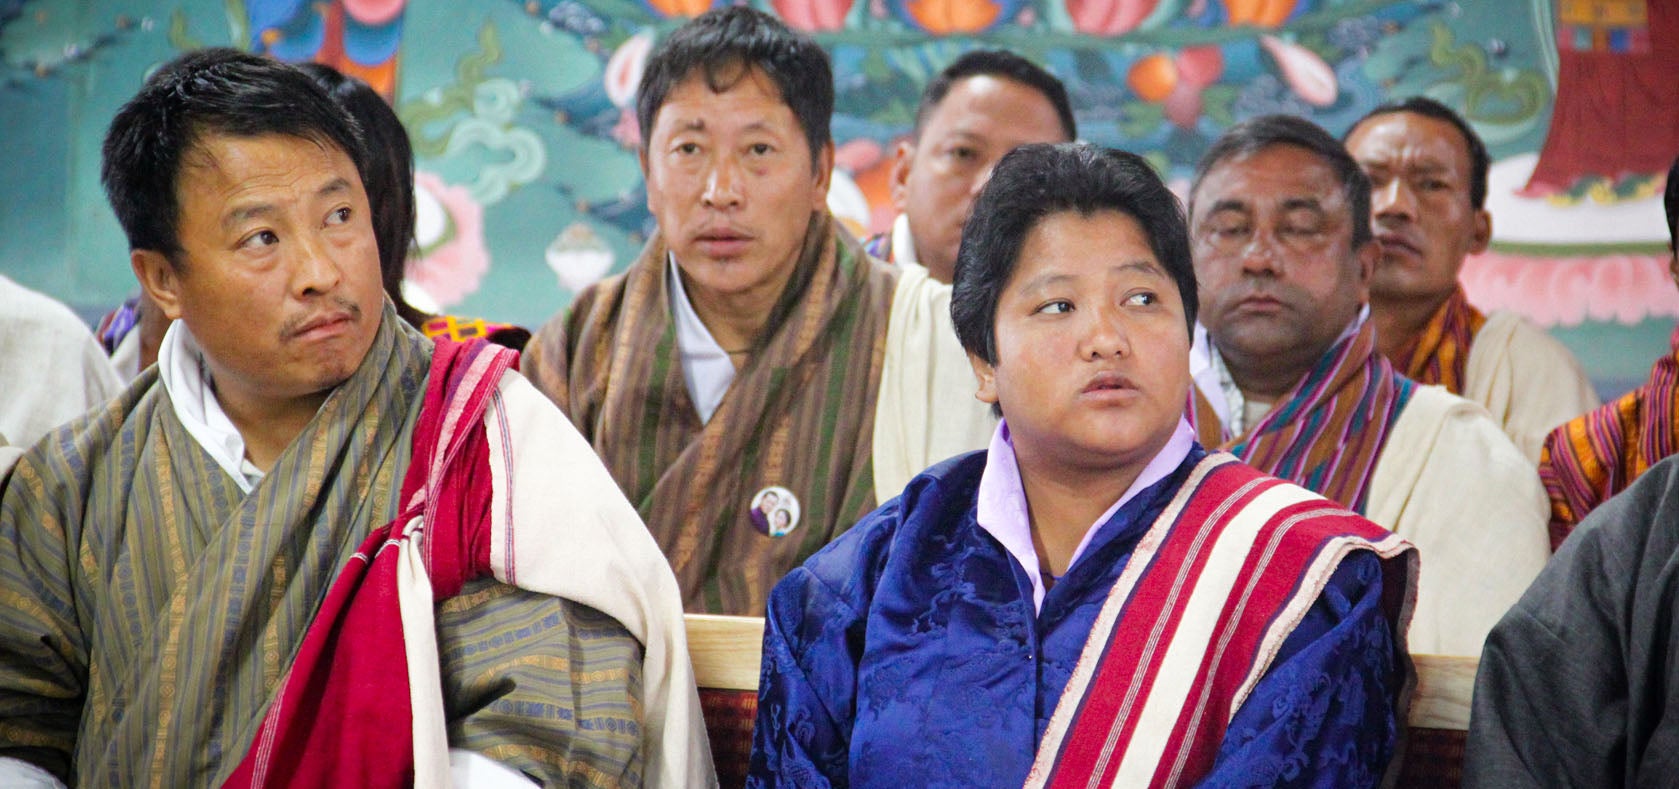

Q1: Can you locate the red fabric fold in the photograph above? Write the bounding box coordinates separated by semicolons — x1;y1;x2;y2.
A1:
222;338;516;788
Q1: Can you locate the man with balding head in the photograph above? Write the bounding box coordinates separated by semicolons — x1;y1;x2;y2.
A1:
1188;114;1549;655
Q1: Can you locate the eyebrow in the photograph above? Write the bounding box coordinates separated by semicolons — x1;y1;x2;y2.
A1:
222;177;353;230
1017;259;1166;292
1280;197;1325;212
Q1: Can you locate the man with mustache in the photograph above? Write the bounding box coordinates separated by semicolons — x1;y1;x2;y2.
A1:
0;49;709;788
523;8;993;615
1189;114;1549;655
1344;97;1597;461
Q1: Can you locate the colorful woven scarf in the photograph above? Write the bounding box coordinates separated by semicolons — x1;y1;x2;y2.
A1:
1222;319;1416;515
1540;325;1679;547
1388;286;1486;395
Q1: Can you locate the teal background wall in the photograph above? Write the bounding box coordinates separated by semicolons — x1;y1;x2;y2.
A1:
2;0;1673;397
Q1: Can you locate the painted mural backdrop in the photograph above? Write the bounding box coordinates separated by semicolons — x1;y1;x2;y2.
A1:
1;0;1674;394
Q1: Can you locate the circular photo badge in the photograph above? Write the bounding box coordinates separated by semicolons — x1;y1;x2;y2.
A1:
749;485;801;538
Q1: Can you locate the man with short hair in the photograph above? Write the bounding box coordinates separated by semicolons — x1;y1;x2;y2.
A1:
0;49;708;788
1539;154;1679;547
523;8;993;615
1344;97;1597;460
1188;114;1549;655
866;49;1077;284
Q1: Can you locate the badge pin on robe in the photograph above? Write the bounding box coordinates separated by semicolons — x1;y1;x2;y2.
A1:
749;485;800;537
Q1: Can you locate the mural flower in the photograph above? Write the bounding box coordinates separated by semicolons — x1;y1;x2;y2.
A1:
774;0;856;31
1067;0;1160;36
344;0;406;26
644;0;718;19
1127;46;1224;128
1222;0;1297;28
408;171;491;308
604;29;653;109
894;0;1014;35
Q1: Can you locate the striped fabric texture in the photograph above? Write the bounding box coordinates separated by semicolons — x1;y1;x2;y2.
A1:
1539;326;1679;547
523;212;898;615
1025;453;1417;789
1223;319;1416;515
1388;286;1486;395
0;309;643;786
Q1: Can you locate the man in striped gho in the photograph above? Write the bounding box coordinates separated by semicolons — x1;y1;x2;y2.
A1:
522;7;994;617
0;48;709;789
1187;114;1548;656
1343;97;1597;462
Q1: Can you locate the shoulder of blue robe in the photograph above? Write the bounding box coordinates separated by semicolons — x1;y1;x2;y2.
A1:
747;450;987;789
1198;550;1398;788
1465;453;1679;788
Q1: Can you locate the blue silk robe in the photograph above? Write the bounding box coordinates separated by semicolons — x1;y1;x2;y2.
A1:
748;447;1400;788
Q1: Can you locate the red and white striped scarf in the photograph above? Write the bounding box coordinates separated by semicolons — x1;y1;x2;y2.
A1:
1025;453;1416;789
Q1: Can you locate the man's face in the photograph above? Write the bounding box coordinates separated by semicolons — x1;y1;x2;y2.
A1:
138;133;385;413
1345;111;1490;306
642;67;833;308
971;210;1190;475
1190;144;1374;376
891;75;1069;282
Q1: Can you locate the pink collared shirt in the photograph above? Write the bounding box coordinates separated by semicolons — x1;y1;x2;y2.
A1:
975;416;1195;614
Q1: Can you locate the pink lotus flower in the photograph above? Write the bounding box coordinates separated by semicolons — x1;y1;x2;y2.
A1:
1462;250;1679;327
774;0;855;30
408;171;491;308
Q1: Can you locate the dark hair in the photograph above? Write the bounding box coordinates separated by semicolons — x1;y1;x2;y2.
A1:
100;48;368;264
1191;114;1372;250
913;49;1076;142
952;143;1198;369
1345;96;1489;209
1666;154;1679;249
635;6;832;168
298;62;428;329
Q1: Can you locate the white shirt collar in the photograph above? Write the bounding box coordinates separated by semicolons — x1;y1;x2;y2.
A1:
1205;304;1370;436
668;254;736;424
975;416;1195;614
156;321;265;493
890;212;921;267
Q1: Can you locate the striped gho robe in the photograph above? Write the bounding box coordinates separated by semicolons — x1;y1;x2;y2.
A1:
1387;286;1486;395
0;309;698;787
1540;326;1679;548
1026;455;1417;788
1223;319;1416;515
524;211;898;615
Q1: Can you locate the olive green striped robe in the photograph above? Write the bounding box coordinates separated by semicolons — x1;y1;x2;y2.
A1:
0;311;644;787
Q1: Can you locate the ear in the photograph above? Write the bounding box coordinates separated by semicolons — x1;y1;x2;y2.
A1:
639;147;658;215
811;140;835;203
1669;247;1678;291
1468;208;1492;255
1352;237;1379;299
968;350;999;408
889;138;915;212
132;249;185;321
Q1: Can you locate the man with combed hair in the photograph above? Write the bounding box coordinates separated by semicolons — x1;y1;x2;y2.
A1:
865;48;1077;283
1188;114;1549;655
522;7;992;615
1539;153;1679;548
1344;97;1597;461
752;143;1417;788
1465;453;1679;786
0;49;709;788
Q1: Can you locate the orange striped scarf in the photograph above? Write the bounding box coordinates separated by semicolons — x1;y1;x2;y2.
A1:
1222;319;1415;515
1540;326;1679;548
522;212;898;614
1387;286;1486;394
